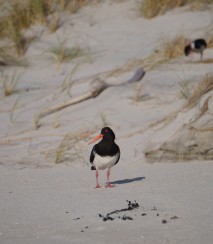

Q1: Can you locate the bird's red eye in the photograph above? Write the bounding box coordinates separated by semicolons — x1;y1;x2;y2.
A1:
105;129;108;133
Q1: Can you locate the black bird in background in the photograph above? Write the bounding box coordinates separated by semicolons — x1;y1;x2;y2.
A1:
184;38;207;60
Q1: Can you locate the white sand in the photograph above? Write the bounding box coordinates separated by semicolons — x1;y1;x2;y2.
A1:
1;162;213;244
0;1;213;243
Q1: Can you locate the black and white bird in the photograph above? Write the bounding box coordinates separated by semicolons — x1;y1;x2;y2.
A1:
88;127;120;188
184;38;207;60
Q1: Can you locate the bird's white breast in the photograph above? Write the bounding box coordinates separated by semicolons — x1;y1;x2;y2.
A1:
191;42;195;49
92;153;119;170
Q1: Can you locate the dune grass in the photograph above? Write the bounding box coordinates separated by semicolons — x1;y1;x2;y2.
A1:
55;130;90;165
186;73;213;108
0;0;86;32
205;19;213;48
1;70;22;96
0;0;86;58
9;97;20;124
178;79;191;100
160;34;186;59
67;0;87;13
140;0;213;18
140;0;187;18
47;35;83;65
49;45;82;63
0;0;52;56
61;64;79;96
0;47;27;66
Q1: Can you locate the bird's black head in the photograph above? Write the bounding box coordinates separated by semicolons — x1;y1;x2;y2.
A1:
184;45;191;56
88;127;116;145
100;127;115;141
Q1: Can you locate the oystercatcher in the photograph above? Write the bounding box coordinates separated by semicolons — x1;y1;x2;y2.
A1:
88;127;120;188
184;38;207;60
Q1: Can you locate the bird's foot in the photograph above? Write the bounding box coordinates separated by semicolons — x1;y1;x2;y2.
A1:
94;184;101;189
105;183;115;188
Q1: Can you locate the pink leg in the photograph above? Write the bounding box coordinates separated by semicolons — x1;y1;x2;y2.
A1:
106;169;114;188
95;170;101;188
200;51;203;61
189;52;194;61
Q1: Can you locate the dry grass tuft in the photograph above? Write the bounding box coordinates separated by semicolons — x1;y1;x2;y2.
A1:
189;0;213;10
1;70;22;96
205;20;213;48
192;59;213;64
48;41;83;65
160;34;186;59
5;20;34;56
0;47;27;66
55;0;86;12
0;0;52;56
0;0;87;58
61;64;79;96
140;0;188;18
55;128;95;165
186;73;213;108
48;13;61;33
9;97;20;124
178;79;191;100
140;0;213;18
67;0;87;13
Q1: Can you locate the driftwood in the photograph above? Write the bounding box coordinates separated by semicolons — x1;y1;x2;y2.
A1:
35;68;145;128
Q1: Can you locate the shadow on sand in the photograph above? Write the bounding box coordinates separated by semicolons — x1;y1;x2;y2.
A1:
111;176;145;185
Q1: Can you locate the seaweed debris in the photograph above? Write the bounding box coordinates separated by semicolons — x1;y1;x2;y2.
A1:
99;200;139;222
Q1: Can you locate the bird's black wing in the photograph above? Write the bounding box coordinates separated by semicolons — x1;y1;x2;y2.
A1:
195;39;207;49
90;145;96;163
114;146;120;165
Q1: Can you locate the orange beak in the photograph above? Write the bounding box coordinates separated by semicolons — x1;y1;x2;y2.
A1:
88;134;103;144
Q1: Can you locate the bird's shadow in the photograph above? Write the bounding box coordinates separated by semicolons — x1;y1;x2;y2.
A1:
111;176;145;185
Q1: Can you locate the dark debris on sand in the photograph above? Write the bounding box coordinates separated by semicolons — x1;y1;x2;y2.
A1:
98;200;179;224
99;200;139;222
